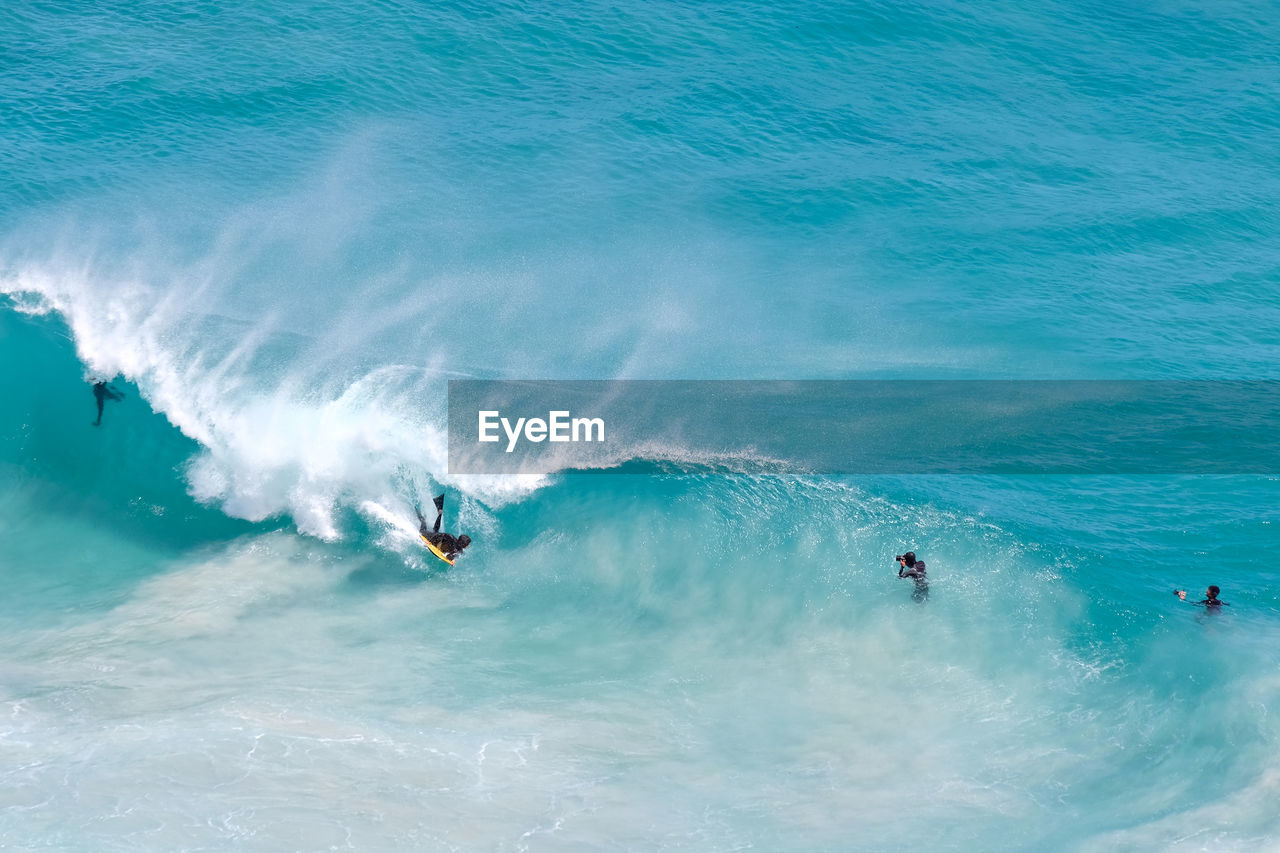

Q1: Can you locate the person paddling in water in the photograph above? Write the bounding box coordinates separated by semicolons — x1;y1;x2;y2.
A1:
1174;585;1229;610
92;380;125;426
417;493;471;561
897;551;928;602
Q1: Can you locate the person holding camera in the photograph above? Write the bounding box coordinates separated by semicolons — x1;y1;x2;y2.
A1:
897;551;928;601
1174;585;1228;610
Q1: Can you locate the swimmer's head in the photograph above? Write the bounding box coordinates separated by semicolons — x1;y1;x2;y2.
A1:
1207;585;1220;598
458;535;472;549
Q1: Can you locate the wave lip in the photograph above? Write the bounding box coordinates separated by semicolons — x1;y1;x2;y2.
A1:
1;271;532;541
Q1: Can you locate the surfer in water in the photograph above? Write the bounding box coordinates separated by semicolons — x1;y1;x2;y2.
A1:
91;380;125;426
417;493;471;560
1174;585;1228;610
897;551;928;602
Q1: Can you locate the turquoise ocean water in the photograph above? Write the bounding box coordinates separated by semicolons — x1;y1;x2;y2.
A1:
3;1;1280;849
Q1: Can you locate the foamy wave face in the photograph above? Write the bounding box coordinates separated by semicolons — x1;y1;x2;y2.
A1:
1;257;773;543
0;259;550;539
0;220;811;543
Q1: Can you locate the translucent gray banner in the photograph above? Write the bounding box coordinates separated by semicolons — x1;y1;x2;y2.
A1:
446;380;1280;475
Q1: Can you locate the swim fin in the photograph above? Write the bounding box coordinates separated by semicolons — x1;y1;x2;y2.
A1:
433;494;445;512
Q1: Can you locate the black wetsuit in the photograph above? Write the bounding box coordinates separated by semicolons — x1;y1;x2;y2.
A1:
418;507;463;559
92;381;123;425
425;532;463;557
899;562;928;601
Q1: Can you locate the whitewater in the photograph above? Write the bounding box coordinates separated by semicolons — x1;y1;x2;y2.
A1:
3;0;1279;849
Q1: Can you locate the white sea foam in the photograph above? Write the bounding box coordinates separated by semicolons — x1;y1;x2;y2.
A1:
1;258;556;539
0;251;818;544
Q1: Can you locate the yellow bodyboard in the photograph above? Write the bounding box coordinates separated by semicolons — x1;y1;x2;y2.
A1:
422;535;456;565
